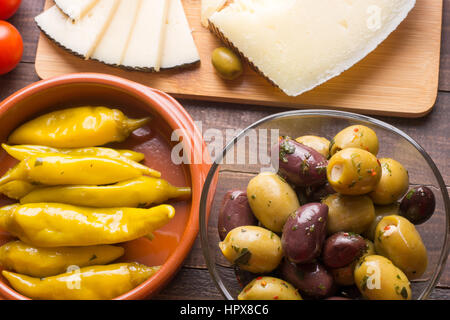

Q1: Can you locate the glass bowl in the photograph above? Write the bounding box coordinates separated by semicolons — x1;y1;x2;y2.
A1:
199;110;449;300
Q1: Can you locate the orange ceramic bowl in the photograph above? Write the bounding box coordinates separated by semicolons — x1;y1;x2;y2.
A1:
0;73;210;300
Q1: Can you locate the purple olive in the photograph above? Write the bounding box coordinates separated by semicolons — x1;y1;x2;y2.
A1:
306;183;337;202
279;259;335;298
274;137;328;187
218;190;258;240
400;186;436;225
322;232;367;269
281;203;328;264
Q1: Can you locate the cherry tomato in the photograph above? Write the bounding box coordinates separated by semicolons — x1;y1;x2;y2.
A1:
0;0;22;20
0;21;23;75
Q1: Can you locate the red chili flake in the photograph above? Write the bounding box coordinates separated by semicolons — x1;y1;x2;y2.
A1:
261;281;267;287
273;296;279;300
371;171;377;176
256;276;262;280
354;128;359;132
384;226;390;231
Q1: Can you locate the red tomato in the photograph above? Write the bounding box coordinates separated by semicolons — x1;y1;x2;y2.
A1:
0;21;23;75
0;0;22;20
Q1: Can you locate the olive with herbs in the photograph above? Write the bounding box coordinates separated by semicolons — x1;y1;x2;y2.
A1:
400;185;436;225
275;137;328;187
218;190;258;240
369;158;409;205
330;125;379;156
363;203;400;241
322;232;367;269
295;135;331;158
211;47;243;80
327;148;381;195
238;276;302;300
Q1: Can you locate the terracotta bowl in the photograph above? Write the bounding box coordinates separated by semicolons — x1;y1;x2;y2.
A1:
0;73;210;300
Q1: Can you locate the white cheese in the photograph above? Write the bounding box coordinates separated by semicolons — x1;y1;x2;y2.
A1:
161;0;200;69
201;0;226;27
35;0;120;59
54;0;100;21
91;0;142;66
121;0;169;71
209;0;416;96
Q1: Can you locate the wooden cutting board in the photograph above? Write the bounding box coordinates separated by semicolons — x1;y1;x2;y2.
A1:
35;0;442;118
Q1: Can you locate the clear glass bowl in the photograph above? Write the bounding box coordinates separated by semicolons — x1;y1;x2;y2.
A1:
199;110;449;300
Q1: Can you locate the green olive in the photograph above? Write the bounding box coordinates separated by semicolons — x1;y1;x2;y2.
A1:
369;158;409;205
211;47;243;80
374;215;427;279
322;193;375;235
330;125;379;156
247;172;300;232
354;255;411;300
327;148;381;195
295;135;330;158
238;276;302;300
219;226;283;273
363;203;400;241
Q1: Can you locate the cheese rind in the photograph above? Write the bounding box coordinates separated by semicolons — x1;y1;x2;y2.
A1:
209;0;416;96
54;0;100;20
35;0;120;59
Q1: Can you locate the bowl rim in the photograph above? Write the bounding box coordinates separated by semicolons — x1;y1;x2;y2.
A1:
200;109;450;300
0;72;211;300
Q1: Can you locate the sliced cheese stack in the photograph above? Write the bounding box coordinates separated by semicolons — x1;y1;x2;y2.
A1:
208;0;416;96
35;0;200;71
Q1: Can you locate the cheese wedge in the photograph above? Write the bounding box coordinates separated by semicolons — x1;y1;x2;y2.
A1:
121;0;169;71
161;0;200;69
54;0;100;21
91;0;142;66
201;0;227;27
209;0;416;96
35;0;120;59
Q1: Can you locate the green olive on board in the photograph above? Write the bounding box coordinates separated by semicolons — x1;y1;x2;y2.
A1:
238;276;302;300
211;47;243;80
369;158;409;205
330;125;379;156
354;255;411;300
219;226;283;273
295;135;331;158
327;148;381;195
374;215;427;279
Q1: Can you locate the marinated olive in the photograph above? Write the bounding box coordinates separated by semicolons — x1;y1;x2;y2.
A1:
322;232;367;268
219;226;283;273
374;215;427;279
363;203;400;241
322;193;375;235
369;158;409;205
247;172;300;232
281;203;328;264
276;137;328;187
327;148;381;195
279;259;335;298
295;135;331;158
354;255;411;300
218;190;258;240
400;185;436;225
211;47;243;80
330;125;379;156
238;276;302;300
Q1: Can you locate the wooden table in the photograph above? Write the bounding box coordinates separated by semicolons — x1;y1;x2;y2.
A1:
0;0;449;300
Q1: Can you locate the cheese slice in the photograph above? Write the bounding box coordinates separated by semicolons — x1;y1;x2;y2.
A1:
209;0;416;96
161;0;200;69
91;0;142;66
35;0;120;59
201;0;227;27
54;0;100;21
121;0;169;71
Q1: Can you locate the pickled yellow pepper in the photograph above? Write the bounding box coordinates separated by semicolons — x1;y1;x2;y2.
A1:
2;144;145;163
0;180;37;200
20;176;191;208
0;154;160;187
2;145;158;178
8;106;150;148
0;240;124;278
0;203;175;247
2;263;160;300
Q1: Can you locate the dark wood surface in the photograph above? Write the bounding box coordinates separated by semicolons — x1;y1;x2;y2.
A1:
0;0;448;300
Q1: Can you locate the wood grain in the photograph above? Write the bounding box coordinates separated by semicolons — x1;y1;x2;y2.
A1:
34;0;442;117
